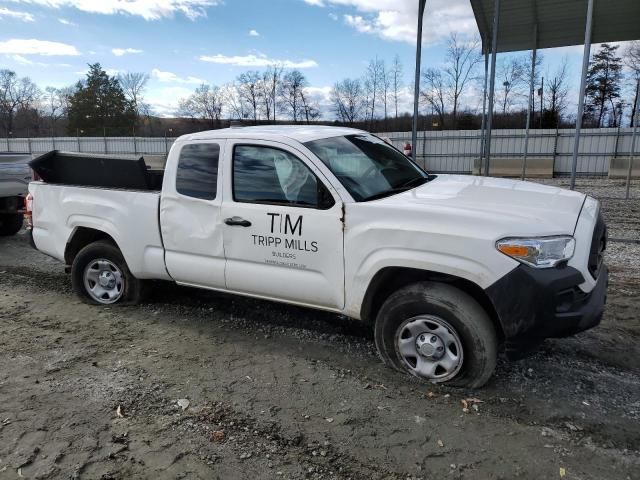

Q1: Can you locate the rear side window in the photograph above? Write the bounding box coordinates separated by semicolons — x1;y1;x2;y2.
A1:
175;143;220;200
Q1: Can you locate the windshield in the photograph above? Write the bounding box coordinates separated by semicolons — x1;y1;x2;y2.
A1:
304;134;429;201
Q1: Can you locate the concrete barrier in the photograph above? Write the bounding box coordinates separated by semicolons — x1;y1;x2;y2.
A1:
608;157;640;179
473;157;553;178
142;155;167;170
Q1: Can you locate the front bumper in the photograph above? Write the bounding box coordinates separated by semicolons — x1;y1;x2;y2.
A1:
485;264;608;359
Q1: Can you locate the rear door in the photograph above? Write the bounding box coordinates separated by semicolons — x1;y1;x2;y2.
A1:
160;140;227;288
221;140;345;309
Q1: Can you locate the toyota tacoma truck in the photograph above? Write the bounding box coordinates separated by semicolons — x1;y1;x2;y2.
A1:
0;153;31;236
27;126;608;388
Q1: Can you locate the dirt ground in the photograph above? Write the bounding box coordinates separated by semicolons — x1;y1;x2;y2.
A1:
0;178;638;480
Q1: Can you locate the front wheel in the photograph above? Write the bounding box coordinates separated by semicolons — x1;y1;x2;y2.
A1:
71;240;142;305
375;281;498;388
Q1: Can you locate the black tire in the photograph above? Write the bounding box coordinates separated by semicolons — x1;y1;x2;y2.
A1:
0;214;23;236
375;281;497;388
71;240;142;305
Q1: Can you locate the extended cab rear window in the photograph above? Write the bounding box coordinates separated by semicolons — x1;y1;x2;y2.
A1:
175;143;220;200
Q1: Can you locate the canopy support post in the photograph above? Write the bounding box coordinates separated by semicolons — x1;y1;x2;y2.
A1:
484;0;500;177
625;79;640;200
479;48;489;176
570;0;594;190
412;0;427;167
522;24;538;181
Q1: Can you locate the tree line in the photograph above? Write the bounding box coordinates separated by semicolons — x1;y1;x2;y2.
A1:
1;39;639;138
331;37;640;130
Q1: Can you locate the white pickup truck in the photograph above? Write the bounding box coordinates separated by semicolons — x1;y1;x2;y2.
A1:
28;126;608;388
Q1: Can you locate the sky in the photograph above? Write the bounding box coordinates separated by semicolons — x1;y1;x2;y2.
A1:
0;0;636;119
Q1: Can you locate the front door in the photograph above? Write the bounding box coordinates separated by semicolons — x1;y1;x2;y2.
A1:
221;141;345;309
160;140;226;288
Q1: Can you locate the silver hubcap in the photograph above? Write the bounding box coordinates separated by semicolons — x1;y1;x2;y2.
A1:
83;259;124;304
395;315;463;382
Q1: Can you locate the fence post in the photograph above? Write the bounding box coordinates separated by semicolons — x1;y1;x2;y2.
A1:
164;131;169;156
133;126;137;156
52;130;56;151
6;134;10;152
76;129;81;152
551;127;560;176
422;129;427;170
103;127;108;154
27;129;32;155
613;126;621;159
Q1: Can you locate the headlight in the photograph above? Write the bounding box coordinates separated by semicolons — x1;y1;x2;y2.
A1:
496;236;575;268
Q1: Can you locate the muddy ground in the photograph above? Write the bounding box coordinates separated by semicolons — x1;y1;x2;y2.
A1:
0;179;638;480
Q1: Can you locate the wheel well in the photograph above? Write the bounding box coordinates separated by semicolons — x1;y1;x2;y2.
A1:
64;228;117;265
360;267;504;341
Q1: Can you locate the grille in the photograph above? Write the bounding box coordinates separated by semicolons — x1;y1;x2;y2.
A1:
588;212;607;279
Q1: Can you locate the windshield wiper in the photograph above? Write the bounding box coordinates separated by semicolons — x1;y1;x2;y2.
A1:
362;176;429;202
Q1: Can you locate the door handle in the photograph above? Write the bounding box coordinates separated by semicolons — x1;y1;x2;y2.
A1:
224;216;252;227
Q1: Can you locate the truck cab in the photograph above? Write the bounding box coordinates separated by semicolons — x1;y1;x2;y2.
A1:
28;126;608;388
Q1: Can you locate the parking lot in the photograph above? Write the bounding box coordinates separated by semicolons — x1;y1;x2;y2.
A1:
0;178;638;480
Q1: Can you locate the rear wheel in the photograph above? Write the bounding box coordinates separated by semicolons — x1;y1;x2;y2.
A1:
375;281;497;388
0;214;23;236
71;240;141;305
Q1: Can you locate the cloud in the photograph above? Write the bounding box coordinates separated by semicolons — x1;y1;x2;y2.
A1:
146;86;195;117
58;18;77;26
112;48;143;56
304;0;476;44
151;68;206;84
7;0;221;21
249;29;260;37
74;67;120;76
0;38;80;56
6;54;71;67
328;12;338;20
0;7;35;21
200;54;318;68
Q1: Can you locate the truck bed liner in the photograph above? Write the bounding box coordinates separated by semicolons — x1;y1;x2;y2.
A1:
30;151;164;191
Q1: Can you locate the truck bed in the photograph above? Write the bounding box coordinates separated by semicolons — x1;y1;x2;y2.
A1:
30;151;164;191
29;182;170;281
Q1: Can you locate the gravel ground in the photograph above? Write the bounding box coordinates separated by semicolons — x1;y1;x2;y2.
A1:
0;179;638;480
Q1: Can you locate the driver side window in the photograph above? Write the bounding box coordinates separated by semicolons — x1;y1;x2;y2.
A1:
233;145;333;209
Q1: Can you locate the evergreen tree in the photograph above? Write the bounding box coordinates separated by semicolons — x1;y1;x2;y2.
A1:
67;63;135;134
584;44;623;127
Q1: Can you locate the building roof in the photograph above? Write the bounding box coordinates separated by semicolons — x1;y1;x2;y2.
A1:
183;125;367;144
470;0;640;53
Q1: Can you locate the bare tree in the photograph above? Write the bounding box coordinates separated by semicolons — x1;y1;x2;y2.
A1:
496;57;527;113
117;72;150;118
42;86;64;133
330;78;365;124
390;55;403;119
260;64;283;122
222;82;247;120
178;84;224;127
299;88;321;123
443;34;482;127
545;59;570;126
624;41;640;126
0;69;39;135
281;70;307;122
420;68;447;128
363;58;384;123
237;71;262;121
380;60;391;122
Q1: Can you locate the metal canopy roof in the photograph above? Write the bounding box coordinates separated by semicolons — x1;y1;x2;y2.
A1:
470;0;640;53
